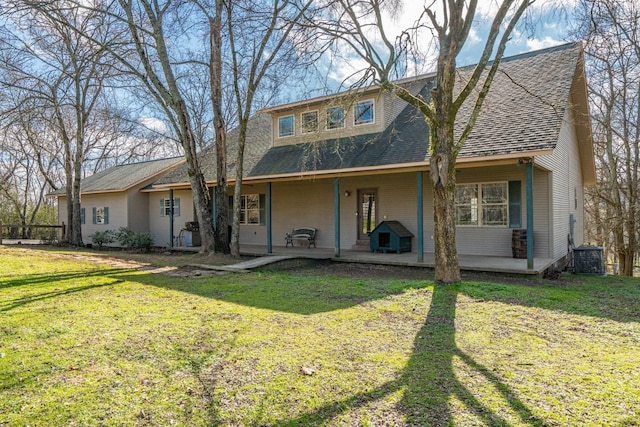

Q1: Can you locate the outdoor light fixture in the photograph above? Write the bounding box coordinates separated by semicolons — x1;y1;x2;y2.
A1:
344;190;351;197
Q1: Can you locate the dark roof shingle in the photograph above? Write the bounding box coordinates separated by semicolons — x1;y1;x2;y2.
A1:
156;42;582;184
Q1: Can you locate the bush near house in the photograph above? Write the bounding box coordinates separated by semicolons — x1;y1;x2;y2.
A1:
90;228;154;252
90;230;115;250
114;227;154;252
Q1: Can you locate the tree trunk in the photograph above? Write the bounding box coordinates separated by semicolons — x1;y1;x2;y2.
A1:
175;100;215;253
230;125;248;257
209;7;229;254
430;151;461;283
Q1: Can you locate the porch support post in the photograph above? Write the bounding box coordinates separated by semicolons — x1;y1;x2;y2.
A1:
334;177;340;257
266;182;272;254
416;171;424;263
526;161;534;269
169;189;174;248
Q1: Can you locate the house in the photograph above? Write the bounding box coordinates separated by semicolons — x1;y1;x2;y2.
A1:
56;42;595;272
52;158;183;245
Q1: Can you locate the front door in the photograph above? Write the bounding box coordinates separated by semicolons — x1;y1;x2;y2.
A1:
357;189;377;241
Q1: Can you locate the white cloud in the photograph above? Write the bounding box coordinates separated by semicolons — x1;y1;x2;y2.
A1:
139;117;168;134
526;36;564;51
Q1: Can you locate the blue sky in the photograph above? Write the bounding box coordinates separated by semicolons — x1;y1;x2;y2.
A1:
323;2;577;89
457;5;575;66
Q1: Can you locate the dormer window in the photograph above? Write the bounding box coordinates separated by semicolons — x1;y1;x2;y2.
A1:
326;107;345;130
301;111;318;134
355;99;374;125
278;115;294;137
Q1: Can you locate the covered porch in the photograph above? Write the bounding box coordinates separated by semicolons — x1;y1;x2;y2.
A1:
175;243;555;275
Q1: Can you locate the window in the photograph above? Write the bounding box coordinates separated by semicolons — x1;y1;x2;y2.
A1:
160;198;180;217
326;107;345;129
229;194;265;225
278;115;294;137
301;111;318;134
455;182;508;226
80;207;85;225
354;99;374;125
240;194;260;225
92;207;109;225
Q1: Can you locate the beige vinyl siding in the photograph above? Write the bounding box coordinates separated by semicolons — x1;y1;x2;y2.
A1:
268;181;334;247
234;184;270;246
57;195;67;228
254;167;554;256
265;173;428;250
536;97;584;260
454;165;550;257
148;190;194;247
344;173;421;247
127;185;152;234
382;80;426;127
272;94;385;147
80;193;128;245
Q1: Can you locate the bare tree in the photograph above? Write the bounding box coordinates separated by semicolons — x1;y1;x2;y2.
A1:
309;0;533;283
177;0;317;256
0;3;121;245
0;119;57;236
74;0;221;252
224;0;315;256
575;0;640;276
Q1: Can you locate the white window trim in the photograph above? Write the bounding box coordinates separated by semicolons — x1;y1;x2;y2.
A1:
239;194;260;225
455;181;509;228
160;198;180;217
326;106;345;130
278;115;295;138
301;110;319;134
354;99;375;126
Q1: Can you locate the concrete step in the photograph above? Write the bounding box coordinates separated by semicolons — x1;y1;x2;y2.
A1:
351;239;371;251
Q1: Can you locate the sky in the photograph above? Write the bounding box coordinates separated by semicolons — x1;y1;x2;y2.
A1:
325;1;577;88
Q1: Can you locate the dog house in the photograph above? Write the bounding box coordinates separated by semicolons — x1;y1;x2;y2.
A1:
369;220;413;253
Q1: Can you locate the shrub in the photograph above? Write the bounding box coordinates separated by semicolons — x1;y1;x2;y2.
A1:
114;227;154;252
90;230;115;250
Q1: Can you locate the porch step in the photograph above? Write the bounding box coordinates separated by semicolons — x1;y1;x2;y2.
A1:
351;239;371;252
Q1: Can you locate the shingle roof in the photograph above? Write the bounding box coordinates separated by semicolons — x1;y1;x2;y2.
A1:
51;157;182;195
154;113;272;185
457;43;579;157
250;93;430;175
155;42;583;185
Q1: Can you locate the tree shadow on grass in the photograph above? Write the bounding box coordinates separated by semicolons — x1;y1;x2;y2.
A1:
275;284;545;426
116;270;431;315
0;268;130;290
114;268;636;424
1;280;122;312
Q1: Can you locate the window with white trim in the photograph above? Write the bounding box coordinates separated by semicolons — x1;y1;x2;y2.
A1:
240;194;260;225
455;182;508;226
326;107;345;129
92;207;109;225
354;99;374;125
160;198;180;216
301;111;318;133
278;115;294;137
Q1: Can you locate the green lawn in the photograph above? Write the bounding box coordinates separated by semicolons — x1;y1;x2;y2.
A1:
1;246;639;426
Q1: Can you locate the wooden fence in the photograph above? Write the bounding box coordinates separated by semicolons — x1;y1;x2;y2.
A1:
0;222;65;244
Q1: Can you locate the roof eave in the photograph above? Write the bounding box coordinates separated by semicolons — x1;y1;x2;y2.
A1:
147;148;555;189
